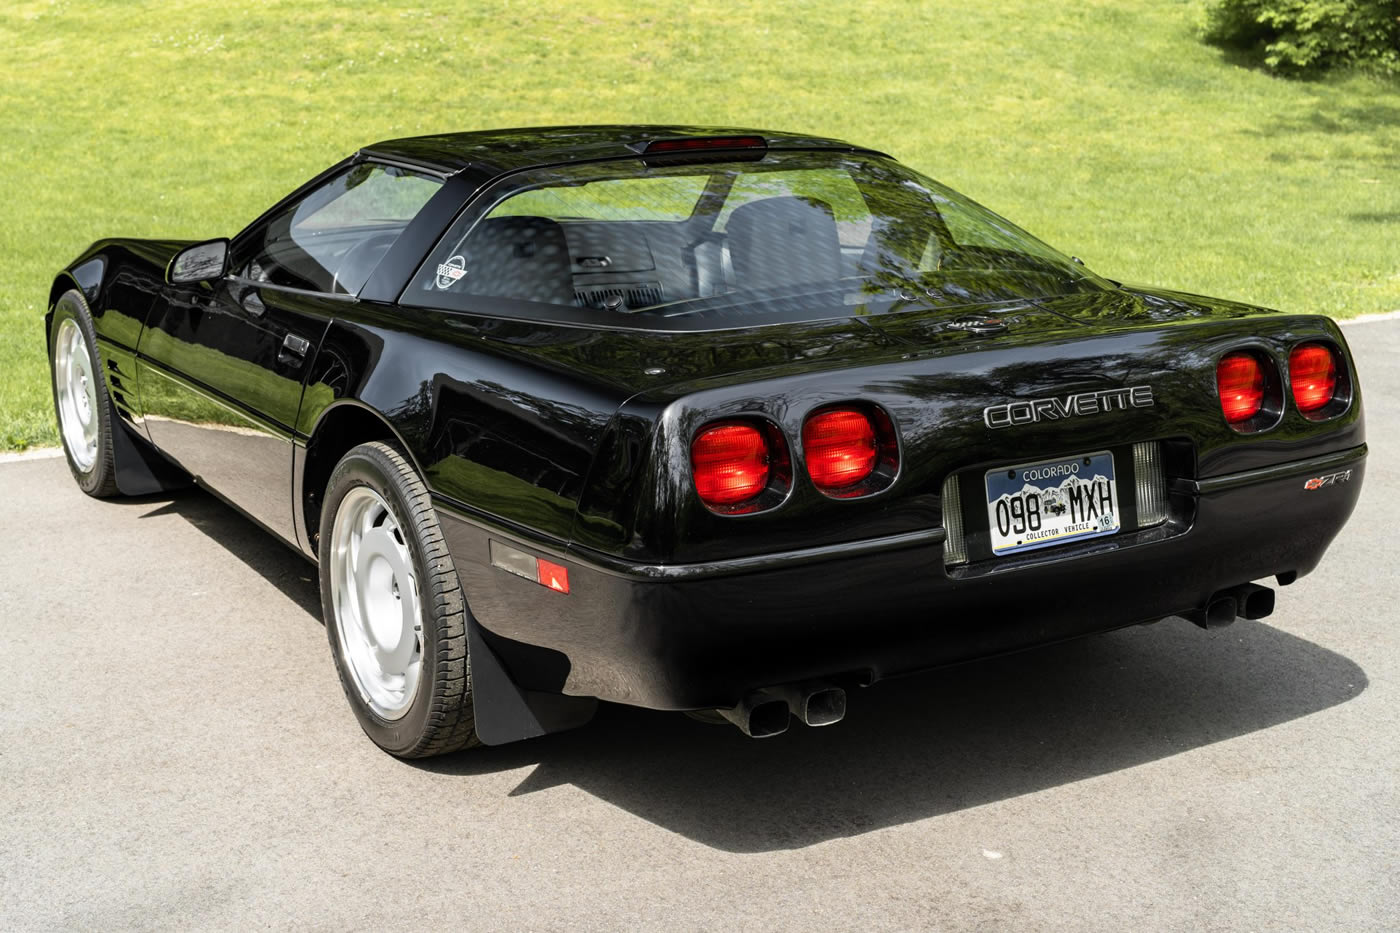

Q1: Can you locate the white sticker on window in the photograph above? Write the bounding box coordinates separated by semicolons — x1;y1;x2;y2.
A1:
435;255;467;289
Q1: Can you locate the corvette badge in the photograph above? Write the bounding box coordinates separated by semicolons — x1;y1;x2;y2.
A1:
983;385;1155;429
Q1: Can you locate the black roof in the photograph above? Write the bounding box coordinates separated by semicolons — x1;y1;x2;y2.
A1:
359;124;881;175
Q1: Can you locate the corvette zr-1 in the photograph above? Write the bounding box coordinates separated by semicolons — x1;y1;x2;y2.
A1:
46;126;1366;756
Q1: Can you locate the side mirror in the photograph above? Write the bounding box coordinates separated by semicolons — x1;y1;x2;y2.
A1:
167;239;229;285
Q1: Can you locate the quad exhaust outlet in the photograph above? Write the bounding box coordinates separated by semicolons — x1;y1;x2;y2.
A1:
716;682;848;738
1187;582;1276;629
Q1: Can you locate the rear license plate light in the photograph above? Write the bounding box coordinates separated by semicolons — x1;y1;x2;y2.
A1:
1133;441;1167;527
941;473;968;565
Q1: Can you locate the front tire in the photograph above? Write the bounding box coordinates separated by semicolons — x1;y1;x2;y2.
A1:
318;441;479;757
48;289;119;497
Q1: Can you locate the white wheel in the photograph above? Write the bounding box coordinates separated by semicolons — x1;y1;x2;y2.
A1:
53;317;100;471
318;441;478;756
328;486;423;719
48;290;119;497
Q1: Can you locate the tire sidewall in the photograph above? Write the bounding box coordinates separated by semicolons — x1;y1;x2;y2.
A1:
48;291;114;495
318;446;442;755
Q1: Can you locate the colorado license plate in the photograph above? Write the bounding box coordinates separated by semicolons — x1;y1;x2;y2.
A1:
985;452;1120;556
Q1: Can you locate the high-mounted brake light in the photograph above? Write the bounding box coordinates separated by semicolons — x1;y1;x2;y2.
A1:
643;136;766;154
691;421;771;507
803;408;879;491
1216;352;1266;425
1289;344;1338;413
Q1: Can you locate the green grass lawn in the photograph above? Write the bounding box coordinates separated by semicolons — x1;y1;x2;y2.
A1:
2;0;1396;450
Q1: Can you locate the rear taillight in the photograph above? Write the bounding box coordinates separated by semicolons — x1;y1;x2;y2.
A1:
802;408;878;492
1217;352;1266;425
1289;344;1338;413
691;421;773;509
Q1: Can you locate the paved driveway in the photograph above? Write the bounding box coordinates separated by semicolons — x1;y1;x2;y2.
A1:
2;321;1397;931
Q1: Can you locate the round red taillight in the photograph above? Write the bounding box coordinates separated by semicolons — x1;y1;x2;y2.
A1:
803;408;878;491
1289;344;1337;413
1217;353;1266;425
691;422;771;506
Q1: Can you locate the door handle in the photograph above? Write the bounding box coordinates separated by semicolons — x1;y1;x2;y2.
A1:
279;332;312;367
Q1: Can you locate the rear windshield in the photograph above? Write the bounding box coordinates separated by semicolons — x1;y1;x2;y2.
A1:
403;151;1108;329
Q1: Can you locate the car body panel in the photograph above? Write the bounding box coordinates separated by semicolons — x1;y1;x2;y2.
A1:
46;125;1367;744
439;441;1366;709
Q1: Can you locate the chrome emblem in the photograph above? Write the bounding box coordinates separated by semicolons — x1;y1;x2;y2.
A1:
983;385;1155;429
947;314;1008;335
1304;470;1351;490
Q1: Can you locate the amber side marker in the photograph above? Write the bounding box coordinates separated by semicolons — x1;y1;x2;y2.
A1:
489;540;570;595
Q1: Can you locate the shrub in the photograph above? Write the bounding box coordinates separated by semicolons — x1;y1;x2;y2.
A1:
1203;0;1400;76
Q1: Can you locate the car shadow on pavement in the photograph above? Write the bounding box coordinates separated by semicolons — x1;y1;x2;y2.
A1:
152;486;1369;854
426;619;1366;852
136;490;323;618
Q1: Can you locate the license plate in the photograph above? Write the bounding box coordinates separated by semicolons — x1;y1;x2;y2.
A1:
985;451;1120;556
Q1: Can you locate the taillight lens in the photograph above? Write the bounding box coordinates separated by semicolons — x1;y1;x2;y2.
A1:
691;421;771;506
1289;344;1338;413
803;408;878;491
1217;353;1265;424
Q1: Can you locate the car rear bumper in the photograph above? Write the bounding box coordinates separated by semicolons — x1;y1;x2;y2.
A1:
438;443;1366;711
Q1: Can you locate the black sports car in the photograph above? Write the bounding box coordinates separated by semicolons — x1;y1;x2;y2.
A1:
47;126;1366;756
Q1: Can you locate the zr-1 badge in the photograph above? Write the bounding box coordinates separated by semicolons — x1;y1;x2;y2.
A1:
1304;470;1352;490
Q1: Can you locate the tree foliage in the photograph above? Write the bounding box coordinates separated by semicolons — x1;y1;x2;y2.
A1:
1204;0;1400;76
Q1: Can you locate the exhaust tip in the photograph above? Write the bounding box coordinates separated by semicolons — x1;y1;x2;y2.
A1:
1207;596;1238;627
802;688;847;727
1232;582;1275;620
1188;583;1276;629
747;699;791;738
718;693;791;738
1188;595;1238;629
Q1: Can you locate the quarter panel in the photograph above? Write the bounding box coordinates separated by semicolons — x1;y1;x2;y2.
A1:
299;304;629;547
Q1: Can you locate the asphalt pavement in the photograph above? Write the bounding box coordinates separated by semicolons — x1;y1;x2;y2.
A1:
2;320;1397;931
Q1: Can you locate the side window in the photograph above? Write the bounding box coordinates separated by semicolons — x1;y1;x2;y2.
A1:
237;163;442;295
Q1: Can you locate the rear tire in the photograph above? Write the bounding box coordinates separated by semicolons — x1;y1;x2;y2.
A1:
48;289;119;497
318;441;480;757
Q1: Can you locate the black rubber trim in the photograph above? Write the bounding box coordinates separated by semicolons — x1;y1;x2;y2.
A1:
1184;444;1368;495
433;493;946;583
570;528;946;581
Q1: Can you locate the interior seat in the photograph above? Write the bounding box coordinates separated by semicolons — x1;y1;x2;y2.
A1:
459;216;574;305
726;196;842;290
